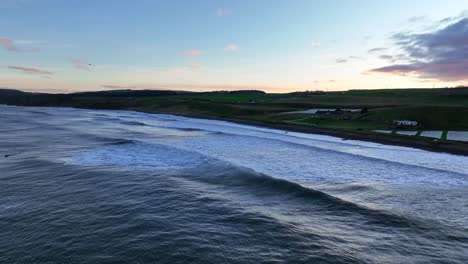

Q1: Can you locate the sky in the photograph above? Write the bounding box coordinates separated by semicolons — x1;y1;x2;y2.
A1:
0;0;467;93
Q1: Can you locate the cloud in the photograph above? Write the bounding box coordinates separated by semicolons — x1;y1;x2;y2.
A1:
379;55;393;60
439;10;468;24
369;64;418;75
71;59;92;71
8;65;53;75
311;42;321;48
408;16;426;23
224;44;238;51
14;39;36;45
0;38;17;51
335;58;347;63
0;37;42;52
348;56;363;60
369;16;468;81
183;50;201;56
101;84;138;89
368;47;388;53
215;8;230;17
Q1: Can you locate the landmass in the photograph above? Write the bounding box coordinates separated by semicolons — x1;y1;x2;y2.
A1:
1;87;467;155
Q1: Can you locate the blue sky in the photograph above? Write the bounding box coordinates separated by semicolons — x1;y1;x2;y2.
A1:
1;0;467;92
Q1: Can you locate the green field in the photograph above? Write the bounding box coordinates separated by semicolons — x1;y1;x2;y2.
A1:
288;117;386;131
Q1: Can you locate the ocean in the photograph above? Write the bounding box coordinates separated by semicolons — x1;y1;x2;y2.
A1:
1;105;467;263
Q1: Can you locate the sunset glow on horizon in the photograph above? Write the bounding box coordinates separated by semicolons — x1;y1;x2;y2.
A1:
1;0;467;93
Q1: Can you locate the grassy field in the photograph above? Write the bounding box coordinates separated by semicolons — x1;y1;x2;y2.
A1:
278;106;468;132
287;117;386;131
173;93;281;103
271;89;468;108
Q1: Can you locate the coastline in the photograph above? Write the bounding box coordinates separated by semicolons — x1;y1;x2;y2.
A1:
3;103;468;156
135;109;468;156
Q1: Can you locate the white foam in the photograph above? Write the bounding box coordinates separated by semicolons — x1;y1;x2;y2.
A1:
54;108;468;184
70;141;213;171
154;116;468;175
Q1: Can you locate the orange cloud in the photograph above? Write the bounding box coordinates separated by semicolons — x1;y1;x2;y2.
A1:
0;38;17;51
8;65;53;75
101;84;138;89
224;44;239;51
183;50;201;56
0;37;41;52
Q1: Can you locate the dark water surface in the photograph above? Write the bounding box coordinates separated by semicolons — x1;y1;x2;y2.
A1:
1;105;468;263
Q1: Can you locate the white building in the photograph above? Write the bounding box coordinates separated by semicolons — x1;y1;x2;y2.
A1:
393;120;418;126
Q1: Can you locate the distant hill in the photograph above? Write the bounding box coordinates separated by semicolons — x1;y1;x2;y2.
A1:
71;89;195;97
0;88;268;107
0;88;29;97
0;88;267;98
71;89;266;97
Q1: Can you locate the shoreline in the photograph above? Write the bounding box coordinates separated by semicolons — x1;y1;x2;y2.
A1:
3;103;468;156
139;110;468;156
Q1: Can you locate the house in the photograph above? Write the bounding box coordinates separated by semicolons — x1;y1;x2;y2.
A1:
393;120;418;127
315;109;353;120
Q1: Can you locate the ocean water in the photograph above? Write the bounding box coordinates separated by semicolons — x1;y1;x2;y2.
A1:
1;105;468;264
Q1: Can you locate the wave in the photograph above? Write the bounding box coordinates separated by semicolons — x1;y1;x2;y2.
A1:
186;167;419;225
36;133;468;248
157;114;468;176
181;166;468;245
169;127;204;132
93;117;121;122
320;184;375;192
69;133;468;189
68;140;216;171
69;138;423;230
119;121;147;126
26;110;53;116
107;138;137;145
